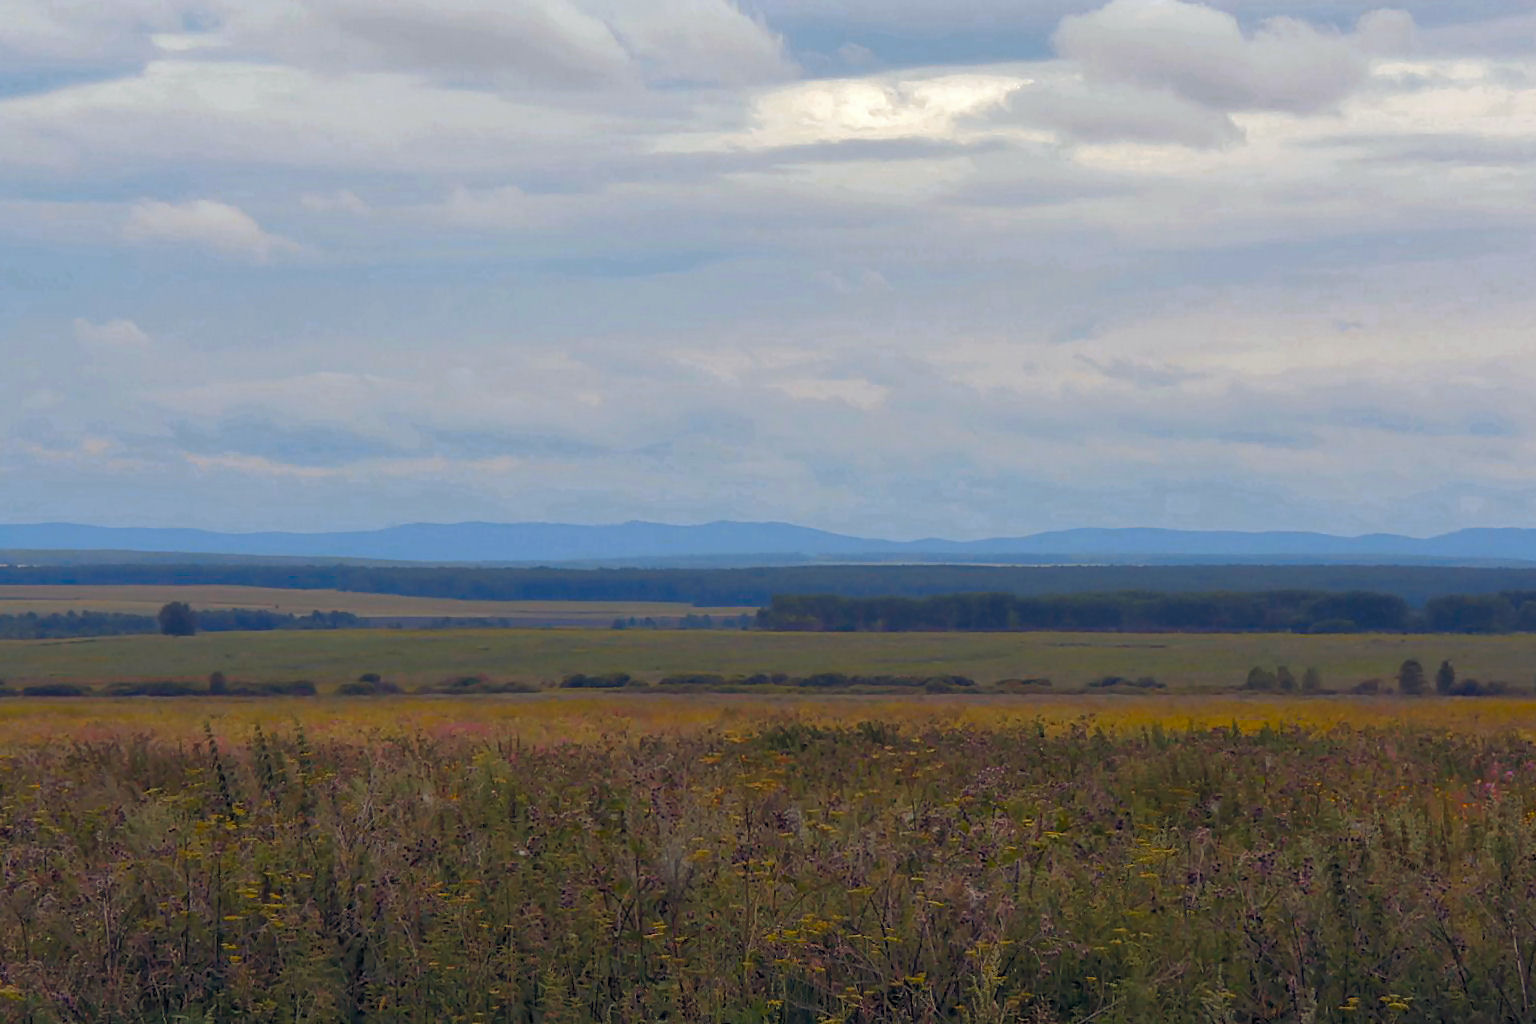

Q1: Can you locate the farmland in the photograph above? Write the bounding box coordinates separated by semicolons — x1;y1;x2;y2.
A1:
0;585;754;625
3;694;1536;1021
4;626;1536;692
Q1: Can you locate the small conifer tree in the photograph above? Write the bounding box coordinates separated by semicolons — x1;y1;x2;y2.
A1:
1435;660;1456;695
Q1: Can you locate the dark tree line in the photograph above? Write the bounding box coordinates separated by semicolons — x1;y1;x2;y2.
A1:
9;562;1536;607
757;590;1536;634
0;608;361;640
1423;592;1536;633
0;611;156;640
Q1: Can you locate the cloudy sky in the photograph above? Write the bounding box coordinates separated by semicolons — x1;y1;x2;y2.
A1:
3;0;1535;538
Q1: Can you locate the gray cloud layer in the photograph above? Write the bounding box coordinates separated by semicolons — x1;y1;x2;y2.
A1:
1;0;1534;535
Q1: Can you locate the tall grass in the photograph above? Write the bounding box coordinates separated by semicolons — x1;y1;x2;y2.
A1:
3;706;1536;1020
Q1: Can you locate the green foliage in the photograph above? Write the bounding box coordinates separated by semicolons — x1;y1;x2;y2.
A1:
1398;658;1427;695
1301;666;1323;693
102;680;208;697
0;607;362;640
223;680;318;697
16;561;1536;608
1245;666;1277;691
1437;659;1457;695
418;675;540;695
0;610;158;639
336;677;402;696
760;590;1419;633
17;682;91;697
1426;594;1519;633
994;677;1054;692
1088;675;1165;690
157;600;199;637
5;724;1536;1021
1450;677;1511;697
559;672;634;689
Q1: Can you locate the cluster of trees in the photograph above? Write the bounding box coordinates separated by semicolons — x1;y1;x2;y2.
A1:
0;611;158;640
197;608;362;633
611;614;754;630
1415;658;1511;696
10;562;1536;608
759;590;1536;634
758;591;1419;633
1243;666;1325;692
0;675;318;698
1087;675;1166;690
1245;659;1513;696
0;605;362;640
1424;593;1536;633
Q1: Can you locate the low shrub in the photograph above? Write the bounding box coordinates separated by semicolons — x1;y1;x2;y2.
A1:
994;677;1053;692
338;677;403;697
800;672;851;689
560;673;633;689
1091;675;1166;690
20;683;91;697
657;673;726;688
226;680;318;697
1451;678;1512;697
103;681;207;697
421;676;540;695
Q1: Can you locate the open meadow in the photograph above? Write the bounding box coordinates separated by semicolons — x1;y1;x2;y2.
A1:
4;694;1536;1022
4;626;1536;692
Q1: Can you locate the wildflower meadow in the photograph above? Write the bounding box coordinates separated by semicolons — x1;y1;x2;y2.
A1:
3;697;1536;1022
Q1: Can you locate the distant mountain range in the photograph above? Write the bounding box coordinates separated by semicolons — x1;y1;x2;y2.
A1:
5;521;1536;567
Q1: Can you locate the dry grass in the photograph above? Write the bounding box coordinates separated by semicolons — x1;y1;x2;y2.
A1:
6;695;1536;1021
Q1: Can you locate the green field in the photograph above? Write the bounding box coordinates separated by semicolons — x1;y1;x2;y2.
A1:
3;626;1536;691
0;584;753;624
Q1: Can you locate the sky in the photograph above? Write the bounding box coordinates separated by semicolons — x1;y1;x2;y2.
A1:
3;0;1536;539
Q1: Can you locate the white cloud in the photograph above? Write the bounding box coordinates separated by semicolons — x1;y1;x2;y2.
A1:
210;0;791;88
300;189;370;215
600;0;793;85
772;377;890;409
0;60;636;176
73;317;152;349
123;199;297;261
1355;9;1416;54
185;452;340;480
727;72;1027;148
1003;65;1244;147
0;1;181;63
239;0;634;87
1054;1;1405;112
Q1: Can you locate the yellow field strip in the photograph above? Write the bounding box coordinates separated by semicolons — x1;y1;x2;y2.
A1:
4;692;1536;745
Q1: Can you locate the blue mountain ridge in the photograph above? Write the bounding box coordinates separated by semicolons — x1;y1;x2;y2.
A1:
3;522;1536;565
